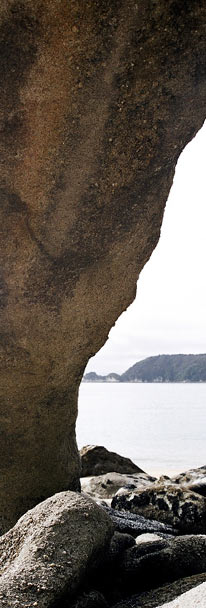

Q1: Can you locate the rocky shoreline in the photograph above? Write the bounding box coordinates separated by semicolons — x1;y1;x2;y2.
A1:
1;446;206;607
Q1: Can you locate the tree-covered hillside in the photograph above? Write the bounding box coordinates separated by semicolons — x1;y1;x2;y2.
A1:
120;354;206;382
83;354;206;383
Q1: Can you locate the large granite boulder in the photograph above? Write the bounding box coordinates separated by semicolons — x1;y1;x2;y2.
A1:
112;483;206;533
81;471;156;500
0;491;113;608
0;1;206;531
80;446;144;477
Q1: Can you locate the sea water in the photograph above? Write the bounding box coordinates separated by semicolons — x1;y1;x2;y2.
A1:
77;382;206;477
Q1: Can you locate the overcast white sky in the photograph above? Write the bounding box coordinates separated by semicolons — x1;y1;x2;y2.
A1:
86;121;206;375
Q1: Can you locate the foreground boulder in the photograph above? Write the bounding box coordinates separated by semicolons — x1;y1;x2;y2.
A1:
80;446;144;477
0;491;113;608
112;483;206;533
81;471;155;500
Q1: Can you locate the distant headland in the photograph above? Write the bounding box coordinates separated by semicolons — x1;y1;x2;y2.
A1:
83;354;206;383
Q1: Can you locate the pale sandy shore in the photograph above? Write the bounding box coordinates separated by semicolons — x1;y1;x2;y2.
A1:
144;467;186;478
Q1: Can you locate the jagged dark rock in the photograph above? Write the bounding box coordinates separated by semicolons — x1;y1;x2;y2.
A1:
101;505;177;538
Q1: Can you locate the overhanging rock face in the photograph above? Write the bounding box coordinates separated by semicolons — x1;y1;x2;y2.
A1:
0;0;205;533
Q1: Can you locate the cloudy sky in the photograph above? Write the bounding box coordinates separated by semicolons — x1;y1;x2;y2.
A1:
86;121;206;375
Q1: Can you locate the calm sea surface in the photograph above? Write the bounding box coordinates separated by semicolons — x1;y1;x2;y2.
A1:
77;383;206;477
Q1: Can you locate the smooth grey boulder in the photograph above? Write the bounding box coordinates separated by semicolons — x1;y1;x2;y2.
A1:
80;446;144;477
81;471;155;500
112;483;206;533
113;572;206;607
0;491;113;608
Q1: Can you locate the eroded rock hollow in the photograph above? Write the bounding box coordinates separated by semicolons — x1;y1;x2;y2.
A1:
0;0;205;533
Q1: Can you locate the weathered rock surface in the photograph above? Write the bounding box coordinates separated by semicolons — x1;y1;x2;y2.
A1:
81;471;155;500
172;464;206;484
172;465;206;497
119;535;206;593
0;491;113;608
112;484;206;533
80;446;144;477
186;478;206;497
102;505;177;537
1;1;206;530
113;572;206;607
